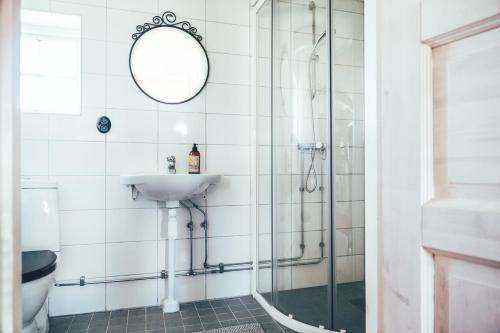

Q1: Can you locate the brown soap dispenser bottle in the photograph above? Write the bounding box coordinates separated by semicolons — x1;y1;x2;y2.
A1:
188;144;200;174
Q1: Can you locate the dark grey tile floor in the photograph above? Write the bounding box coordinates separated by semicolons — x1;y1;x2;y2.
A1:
264;282;365;333
49;295;296;333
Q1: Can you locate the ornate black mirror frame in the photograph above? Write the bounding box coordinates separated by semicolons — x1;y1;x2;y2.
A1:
129;11;210;104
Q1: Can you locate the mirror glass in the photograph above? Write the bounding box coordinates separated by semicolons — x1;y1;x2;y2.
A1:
130;26;209;104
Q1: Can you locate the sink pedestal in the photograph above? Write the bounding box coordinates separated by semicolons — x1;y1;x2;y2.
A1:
162;201;179;313
120;173;222;313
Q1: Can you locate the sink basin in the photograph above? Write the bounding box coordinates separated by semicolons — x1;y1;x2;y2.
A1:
120;173;221;202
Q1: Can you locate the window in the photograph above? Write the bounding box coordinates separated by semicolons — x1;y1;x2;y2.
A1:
20;10;81;114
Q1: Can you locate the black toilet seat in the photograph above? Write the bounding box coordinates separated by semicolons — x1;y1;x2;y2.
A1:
22;250;57;283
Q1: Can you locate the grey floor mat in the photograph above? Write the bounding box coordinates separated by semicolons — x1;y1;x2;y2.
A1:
195;323;265;333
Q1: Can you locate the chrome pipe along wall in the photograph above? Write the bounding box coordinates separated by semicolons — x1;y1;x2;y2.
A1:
186;200;254;271
54;266;254;287
179;200;195;275
54;199;325;288
54;200;254;288
54;259;327;287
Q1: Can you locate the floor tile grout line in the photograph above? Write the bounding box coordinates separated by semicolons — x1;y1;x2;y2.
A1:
125;309;130;333
105;311;110;333
200;299;217;332
85;312;94;333
241;297;286;333
193;301;203;331
65;315;75;333
225;298;242;327
210;298;225;330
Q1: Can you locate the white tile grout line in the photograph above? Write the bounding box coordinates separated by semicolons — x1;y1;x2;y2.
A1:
154;2;161;307
203;0;208;302
104;0;109;314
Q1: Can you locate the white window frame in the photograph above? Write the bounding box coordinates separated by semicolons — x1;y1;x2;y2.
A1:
20;9;81;115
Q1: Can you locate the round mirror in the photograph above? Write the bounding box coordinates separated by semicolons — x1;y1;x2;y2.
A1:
129;13;209;104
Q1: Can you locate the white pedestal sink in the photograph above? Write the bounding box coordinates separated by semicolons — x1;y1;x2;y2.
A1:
120;173;221;313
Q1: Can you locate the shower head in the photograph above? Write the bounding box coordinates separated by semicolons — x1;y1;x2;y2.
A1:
308;1;316;10
309;31;326;101
311;31;327;58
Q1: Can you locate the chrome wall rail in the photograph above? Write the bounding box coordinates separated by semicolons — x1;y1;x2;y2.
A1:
54;265;253;287
54;256;327;287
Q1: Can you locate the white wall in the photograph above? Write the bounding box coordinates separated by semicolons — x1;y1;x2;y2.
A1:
20;0;253;316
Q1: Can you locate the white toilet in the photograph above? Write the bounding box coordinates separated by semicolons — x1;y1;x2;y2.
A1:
21;180;60;333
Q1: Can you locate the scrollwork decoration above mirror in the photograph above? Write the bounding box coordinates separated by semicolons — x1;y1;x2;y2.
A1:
129;11;209;104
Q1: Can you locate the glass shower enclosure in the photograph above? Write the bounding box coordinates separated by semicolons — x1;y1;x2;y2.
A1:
254;0;365;332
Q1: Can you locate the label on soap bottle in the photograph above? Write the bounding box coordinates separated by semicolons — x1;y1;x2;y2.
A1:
188;155;200;174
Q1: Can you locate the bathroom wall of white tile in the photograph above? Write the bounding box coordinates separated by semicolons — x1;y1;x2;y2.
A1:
20;0;252;316
21;0;364;316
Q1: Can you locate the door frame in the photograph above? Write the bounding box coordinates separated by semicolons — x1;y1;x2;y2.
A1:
364;0;379;331
0;0;21;331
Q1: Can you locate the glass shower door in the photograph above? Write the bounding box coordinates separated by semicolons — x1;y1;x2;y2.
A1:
255;0;365;332
256;0;273;304
332;0;366;331
272;0;332;329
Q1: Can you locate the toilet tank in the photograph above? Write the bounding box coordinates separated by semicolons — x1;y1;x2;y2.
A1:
21;180;60;252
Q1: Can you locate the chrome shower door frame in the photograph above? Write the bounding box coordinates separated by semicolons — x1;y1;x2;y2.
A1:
251;0;338;331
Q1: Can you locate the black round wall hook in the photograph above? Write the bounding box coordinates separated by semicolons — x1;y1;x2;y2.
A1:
96;116;111;134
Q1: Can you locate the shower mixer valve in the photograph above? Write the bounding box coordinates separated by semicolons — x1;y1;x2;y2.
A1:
297;142;326;151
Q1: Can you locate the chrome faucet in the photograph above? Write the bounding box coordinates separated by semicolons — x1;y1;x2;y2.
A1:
166;156;176;174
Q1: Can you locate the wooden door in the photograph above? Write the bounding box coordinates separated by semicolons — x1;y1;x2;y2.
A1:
420;1;500;332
